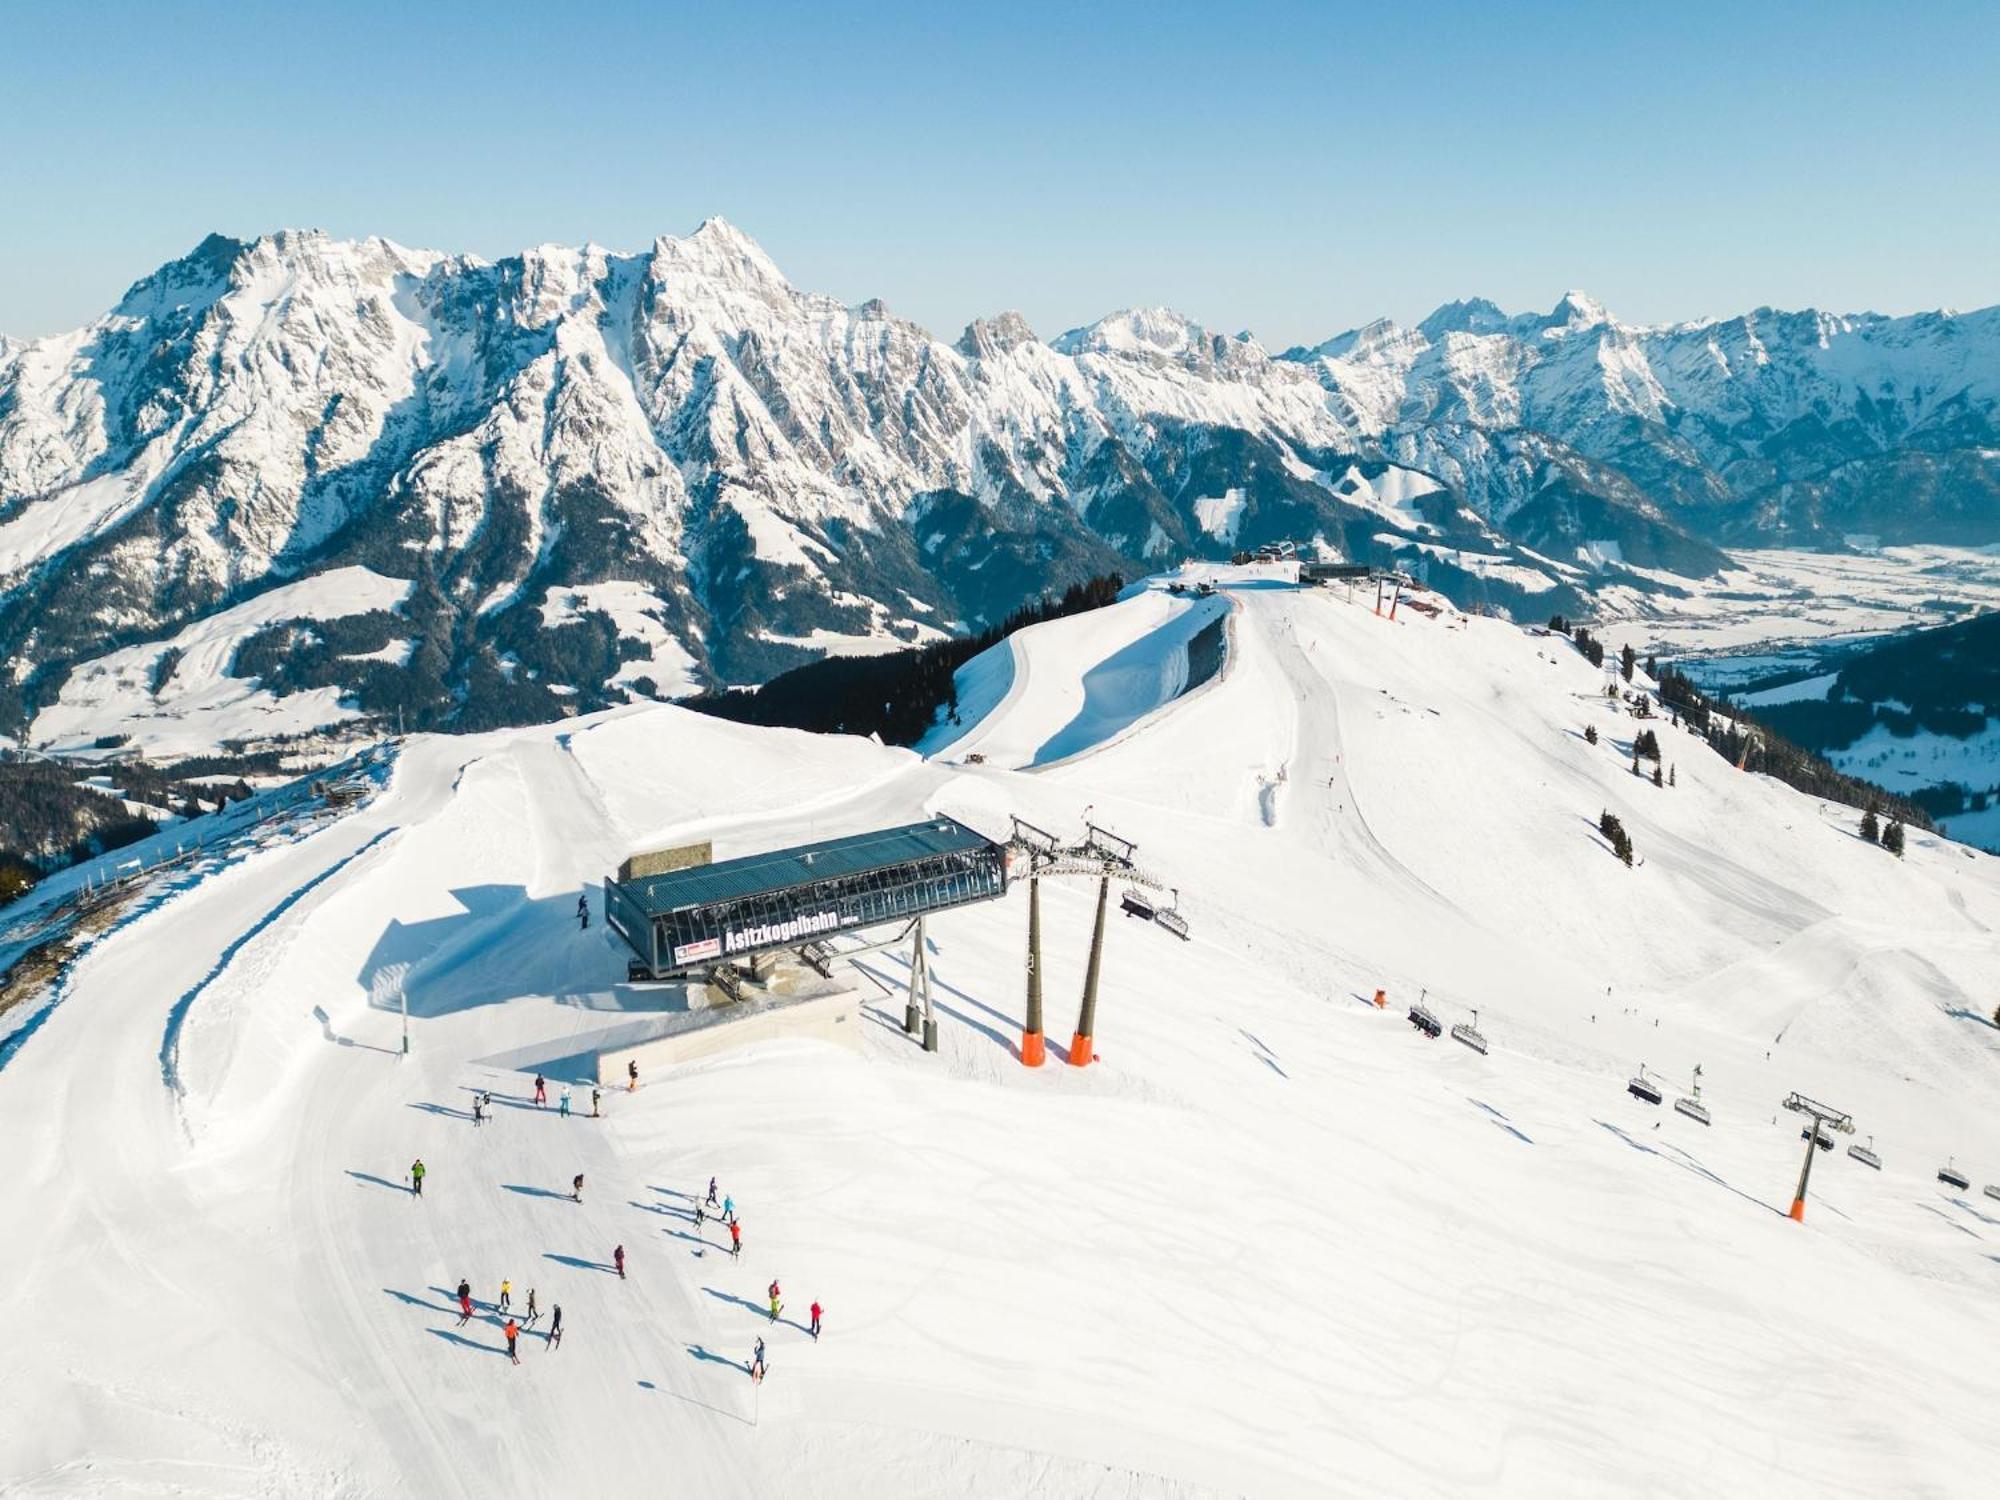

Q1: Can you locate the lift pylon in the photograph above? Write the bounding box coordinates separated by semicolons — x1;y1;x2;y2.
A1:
1780;1092;1854;1221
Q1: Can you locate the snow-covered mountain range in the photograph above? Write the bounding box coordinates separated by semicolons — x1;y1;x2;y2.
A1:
3;220;1996;754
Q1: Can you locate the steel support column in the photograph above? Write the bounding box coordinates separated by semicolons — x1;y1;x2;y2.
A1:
1022;874;1046;1066
1068;873;1109;1066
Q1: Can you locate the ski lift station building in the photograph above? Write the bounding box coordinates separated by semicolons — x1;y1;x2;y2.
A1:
606;816;1008;978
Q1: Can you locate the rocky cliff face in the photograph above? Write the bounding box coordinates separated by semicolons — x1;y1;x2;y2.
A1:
3;221;1990;756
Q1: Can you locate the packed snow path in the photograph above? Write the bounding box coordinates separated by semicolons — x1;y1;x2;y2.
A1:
4;573;1999;1496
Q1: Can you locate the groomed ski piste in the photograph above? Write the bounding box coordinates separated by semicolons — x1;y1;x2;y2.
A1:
4;567;1999;1497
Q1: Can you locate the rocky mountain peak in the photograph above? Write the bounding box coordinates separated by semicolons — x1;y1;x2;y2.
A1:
956;311;1040;360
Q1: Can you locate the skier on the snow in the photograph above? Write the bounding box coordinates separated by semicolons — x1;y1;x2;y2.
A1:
809;1301;822;1341
546;1304;563;1350
559;1086;571;1119
591;1088;600;1118
706;1177;718;1208
693;1200;704;1231
572;1173;585;1203
767;1280;782;1323
749;1336;767;1384
722;1194;735;1223
525;1288;539;1326
504;1318;521;1365
471;1096;485;1128
627;1060;639;1092
613;1244;626;1279
728;1220;742;1259
498;1279;511;1312
577;892;589;930
455;1280;475;1327
534;1074;548;1107
409;1158;426;1197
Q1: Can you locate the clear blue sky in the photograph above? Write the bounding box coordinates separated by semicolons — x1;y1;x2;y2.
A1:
2;0;1996;345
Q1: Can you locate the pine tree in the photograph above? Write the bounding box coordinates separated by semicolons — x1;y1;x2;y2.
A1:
1598;810;1634;865
1882;820;1906;856
1620;644;1636;683
1860;808;1879;844
1584;723;1598;745
1653;764;1664;787
1645;654;1659;681
1669;764;1676;787
1632;749;1642;776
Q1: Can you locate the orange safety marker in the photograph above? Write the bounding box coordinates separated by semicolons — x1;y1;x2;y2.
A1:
1021;1030;1046;1067
1373;989;1387;1009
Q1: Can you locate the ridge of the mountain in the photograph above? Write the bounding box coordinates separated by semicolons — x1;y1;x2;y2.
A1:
1;223;1993;759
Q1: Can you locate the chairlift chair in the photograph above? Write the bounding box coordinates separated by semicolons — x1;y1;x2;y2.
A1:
1846;1135;1882;1170
1800;1126;1835;1152
1153;888;1190;941
1627;1065;1663;1106
1407;992;1442;1038
1449;1008;1489;1055
1119;887;1156;921
1672;1064;1710;1126
1984;1184;2000;1203
1938;1158;1971;1191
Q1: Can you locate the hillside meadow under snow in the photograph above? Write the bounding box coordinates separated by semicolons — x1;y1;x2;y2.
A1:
2;568;1997;1497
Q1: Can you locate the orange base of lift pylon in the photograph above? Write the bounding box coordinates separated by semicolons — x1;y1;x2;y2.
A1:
1067;1033;1094;1066
1788;1197;1806;1222
1020;1030;1046;1067
1372;988;1387;1008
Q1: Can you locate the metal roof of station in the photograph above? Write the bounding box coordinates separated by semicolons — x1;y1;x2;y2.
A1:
620;816;998;916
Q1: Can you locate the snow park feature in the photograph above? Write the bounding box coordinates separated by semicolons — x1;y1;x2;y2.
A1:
6;567;2000;1495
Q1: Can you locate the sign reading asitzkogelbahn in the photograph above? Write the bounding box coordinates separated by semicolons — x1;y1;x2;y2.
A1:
606;817;1007;978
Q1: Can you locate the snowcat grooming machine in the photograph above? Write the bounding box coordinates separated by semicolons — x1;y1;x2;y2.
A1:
1673;1064;1710;1126
1627;1065;1663;1106
1846;1135;1882;1170
1449;1008;1489;1055
1938;1159;1971;1191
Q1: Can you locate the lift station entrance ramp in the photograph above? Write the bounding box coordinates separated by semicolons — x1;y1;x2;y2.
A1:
606;816;1007;978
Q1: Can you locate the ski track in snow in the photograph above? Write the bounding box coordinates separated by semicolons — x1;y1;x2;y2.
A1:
3;567;2000;1496
159;827;400;1097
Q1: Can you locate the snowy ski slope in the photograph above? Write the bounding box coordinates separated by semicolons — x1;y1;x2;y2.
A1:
3;571;1998;1497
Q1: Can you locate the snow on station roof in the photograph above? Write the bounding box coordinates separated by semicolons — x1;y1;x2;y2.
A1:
618;816;1001;916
